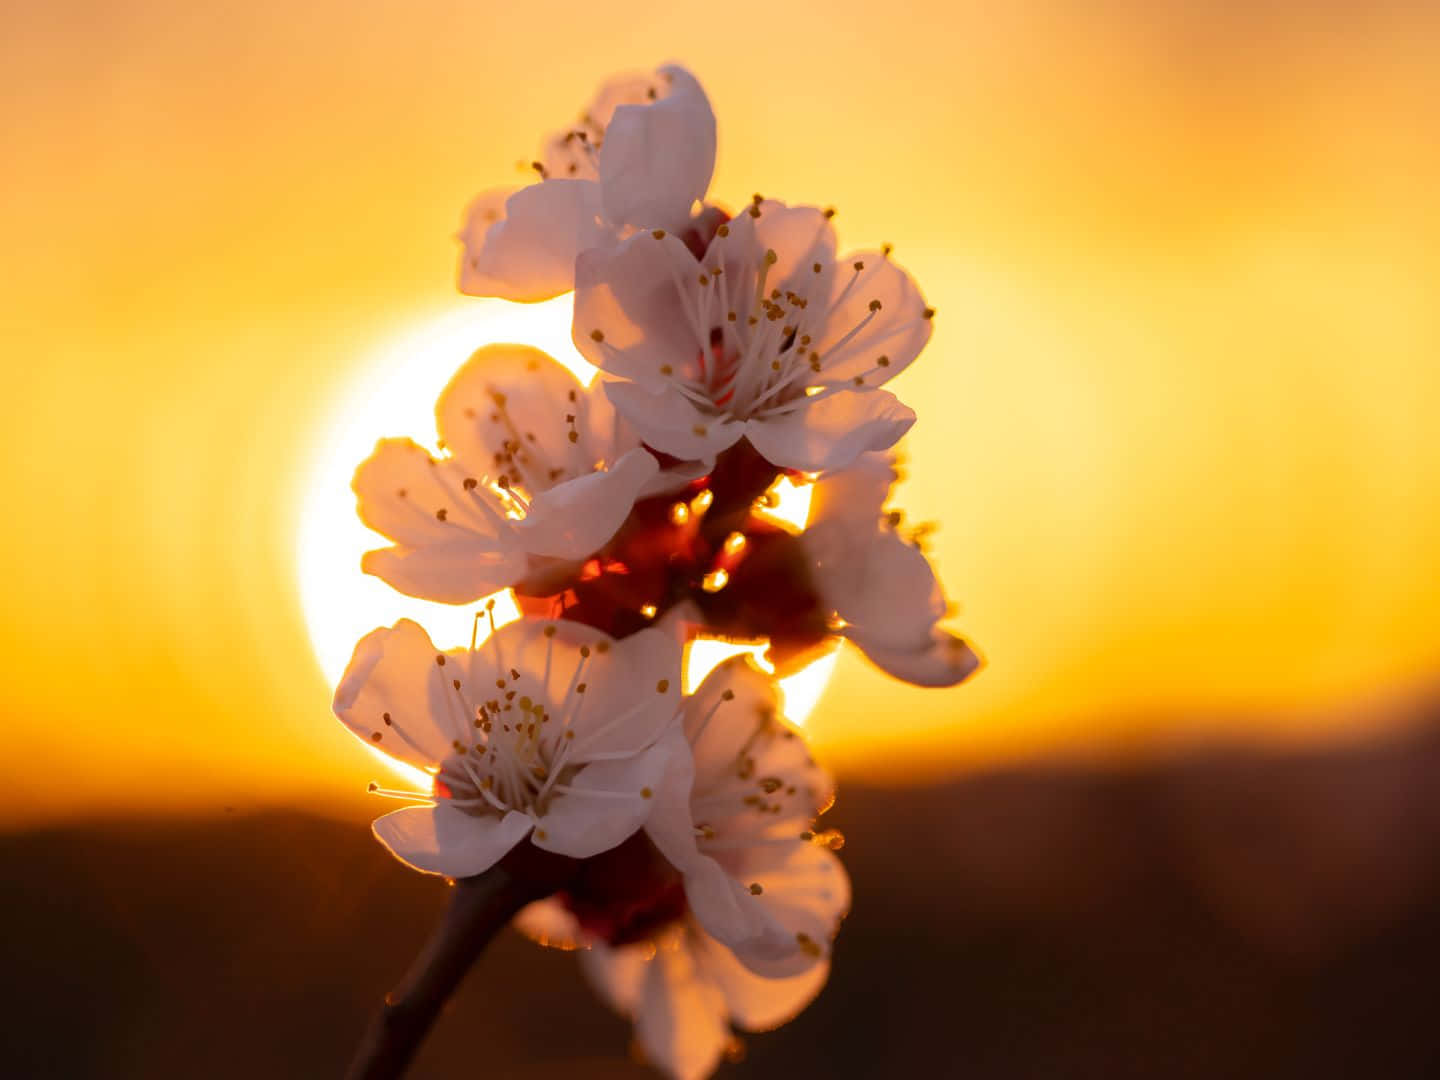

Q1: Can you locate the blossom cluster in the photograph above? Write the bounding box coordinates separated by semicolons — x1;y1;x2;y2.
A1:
334;63;978;1080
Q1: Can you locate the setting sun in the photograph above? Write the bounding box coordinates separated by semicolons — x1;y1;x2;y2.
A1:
295;297;839;791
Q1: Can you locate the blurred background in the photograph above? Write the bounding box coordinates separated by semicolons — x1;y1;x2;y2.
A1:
3;1;1439;1076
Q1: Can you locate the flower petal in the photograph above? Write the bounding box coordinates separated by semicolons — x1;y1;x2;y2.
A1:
573;230;704;385
532;732;683;859
634;934;731;1080
460;179;615;302
727;843;851;979
599;65;716;230
805;451;898;530
501;623;682;762
455;186;514;295
817;529;946;653
603;381;744;463
513;897;584;951
692;929;830;1032
847;626;982;688
333;619;469;769
372;803;534;878
744;387;915;473
746;201;839;301
678;854;793;961
813;249;933;384
579;939;650;1015
434;344;600;493
513;447;659;559
352;438;527;603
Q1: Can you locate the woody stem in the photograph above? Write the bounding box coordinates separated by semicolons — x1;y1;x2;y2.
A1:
344;863;558;1079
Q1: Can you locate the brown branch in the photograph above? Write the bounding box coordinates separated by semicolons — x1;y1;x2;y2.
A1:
345;865;551;1080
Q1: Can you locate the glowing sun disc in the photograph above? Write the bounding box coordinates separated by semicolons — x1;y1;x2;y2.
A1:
295;298;834;783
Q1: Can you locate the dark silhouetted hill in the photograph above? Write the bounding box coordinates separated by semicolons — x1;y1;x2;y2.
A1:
5;719;1440;1078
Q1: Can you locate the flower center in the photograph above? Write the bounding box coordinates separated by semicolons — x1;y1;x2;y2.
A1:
428;631;599;818
679;230;891;420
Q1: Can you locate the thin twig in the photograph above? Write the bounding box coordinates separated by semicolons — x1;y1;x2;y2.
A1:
345;865;550;1080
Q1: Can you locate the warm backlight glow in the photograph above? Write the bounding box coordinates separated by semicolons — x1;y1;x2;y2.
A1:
297;297;589;688
685;639;837;727
8;6;1440;825
295;298;837;784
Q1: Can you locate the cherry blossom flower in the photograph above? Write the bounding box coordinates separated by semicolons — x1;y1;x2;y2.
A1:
460;65;717;302
804;452;981;686
513;657;849;1079
572;198;932;474
353;344;666;603
334;616;685;873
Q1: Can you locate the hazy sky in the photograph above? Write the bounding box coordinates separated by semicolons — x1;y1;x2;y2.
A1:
3;1;1438;825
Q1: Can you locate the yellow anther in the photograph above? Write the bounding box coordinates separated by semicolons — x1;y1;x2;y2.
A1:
670;502;691;525
702;568;729;592
640;604;657;619
722;532;747;556
691;489;713;514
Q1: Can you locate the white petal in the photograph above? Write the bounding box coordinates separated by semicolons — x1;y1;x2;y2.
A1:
599;66;716;229
579;939;650;1015
434;344;598;494
455;187;514;295
483;621;682;763
513;447;659;559
748;201;839;300
603;381;744;463
562;626;684;760
744;388;915;472
460;179;616;302
513;897;584;950
352;439;527;603
813;250;933;383
332;619;468;769
692;929;829;1032
683;657;835;827
847;626;982;688
372;803;534;878
634;936;731;1080
680;854;792;961
642;719;700;873
817;529;946;653
573;230;704;384
727;844;851;979
805;451;898;530
532;733;682;859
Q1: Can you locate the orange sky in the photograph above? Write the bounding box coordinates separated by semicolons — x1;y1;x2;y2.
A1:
3;2;1439;826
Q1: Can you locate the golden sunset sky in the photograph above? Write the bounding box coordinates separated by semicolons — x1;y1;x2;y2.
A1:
4;1;1438;825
